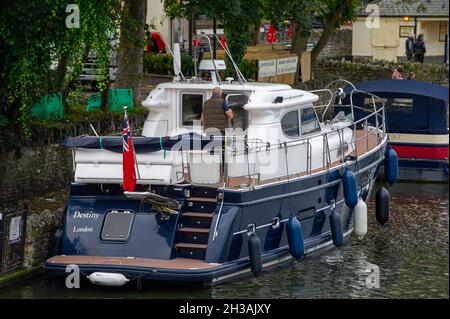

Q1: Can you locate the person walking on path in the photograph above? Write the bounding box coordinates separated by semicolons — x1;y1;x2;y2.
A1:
405;33;415;61
414;34;426;63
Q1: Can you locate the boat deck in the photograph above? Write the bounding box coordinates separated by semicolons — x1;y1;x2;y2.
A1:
47;255;221;270
222;129;383;189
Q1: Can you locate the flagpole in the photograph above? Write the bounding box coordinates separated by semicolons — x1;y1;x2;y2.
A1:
124;105;141;181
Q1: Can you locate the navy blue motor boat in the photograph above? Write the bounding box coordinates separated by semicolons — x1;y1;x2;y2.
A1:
44;42;394;287
338;79;448;182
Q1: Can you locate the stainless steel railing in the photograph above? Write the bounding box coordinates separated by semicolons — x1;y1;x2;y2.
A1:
182;85;387;189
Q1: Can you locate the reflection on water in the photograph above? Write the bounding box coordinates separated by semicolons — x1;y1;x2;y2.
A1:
0;183;448;299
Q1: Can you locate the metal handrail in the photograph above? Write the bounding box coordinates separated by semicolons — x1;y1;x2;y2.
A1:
182;86;387;186
196;34;220;85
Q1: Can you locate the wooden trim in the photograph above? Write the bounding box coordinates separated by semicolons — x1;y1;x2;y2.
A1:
179;227;210;233
47;255;220;270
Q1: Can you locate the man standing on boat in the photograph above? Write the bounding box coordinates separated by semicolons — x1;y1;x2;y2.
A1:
201;87;233;134
201;87;233;173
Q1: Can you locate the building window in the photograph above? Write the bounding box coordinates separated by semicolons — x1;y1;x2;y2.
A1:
301;107;321;136
182;93;204;126
399;25;414;38
281;109;300;138
439;21;448;42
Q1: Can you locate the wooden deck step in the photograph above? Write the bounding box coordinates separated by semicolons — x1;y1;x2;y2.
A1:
186;197;217;203
179;227;210;233
175;243;208;249
47;255;220;270
183;212;214;218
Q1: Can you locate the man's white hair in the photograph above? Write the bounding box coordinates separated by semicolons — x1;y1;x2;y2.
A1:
212;87;222;97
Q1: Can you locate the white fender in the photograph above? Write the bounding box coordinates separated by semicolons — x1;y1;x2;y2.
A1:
353;199;368;239
87;272;130;287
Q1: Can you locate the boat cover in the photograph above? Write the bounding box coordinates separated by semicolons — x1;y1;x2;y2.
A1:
63;133;224;153
339;79;449;134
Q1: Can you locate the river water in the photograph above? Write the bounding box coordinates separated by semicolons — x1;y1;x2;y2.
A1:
0;182;448;299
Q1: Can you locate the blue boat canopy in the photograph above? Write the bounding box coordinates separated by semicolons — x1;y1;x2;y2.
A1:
63;133;224;153
338;80;449;134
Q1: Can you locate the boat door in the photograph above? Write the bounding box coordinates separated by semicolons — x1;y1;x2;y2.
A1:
225;93;248;131
179;91;205;134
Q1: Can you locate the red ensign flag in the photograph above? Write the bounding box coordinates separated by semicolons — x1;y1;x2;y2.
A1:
122;110;136;192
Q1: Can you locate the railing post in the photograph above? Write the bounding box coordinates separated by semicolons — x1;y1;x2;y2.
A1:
365;118;369;152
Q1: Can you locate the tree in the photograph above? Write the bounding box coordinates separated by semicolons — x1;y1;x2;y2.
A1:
115;0;147;105
163;0;263;75
0;0;119;140
262;0;322;82
310;0;359;67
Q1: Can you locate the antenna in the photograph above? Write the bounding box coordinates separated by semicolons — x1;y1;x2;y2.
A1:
85;117;99;137
158;32;185;80
173;43;182;76
213;33;246;84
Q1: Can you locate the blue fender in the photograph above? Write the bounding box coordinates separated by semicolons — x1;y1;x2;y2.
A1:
342;169;358;209
385;147;398;185
286;216;305;259
248;233;262;275
330;210;344;247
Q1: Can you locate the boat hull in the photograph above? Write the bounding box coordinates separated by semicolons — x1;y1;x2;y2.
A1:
44;141;386;286
397;158;449;182
390;141;448;182
45;229;352;286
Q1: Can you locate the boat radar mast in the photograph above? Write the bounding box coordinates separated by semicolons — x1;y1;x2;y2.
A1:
168;33;247;84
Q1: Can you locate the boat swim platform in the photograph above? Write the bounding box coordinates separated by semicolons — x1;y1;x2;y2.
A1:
47;255;221;270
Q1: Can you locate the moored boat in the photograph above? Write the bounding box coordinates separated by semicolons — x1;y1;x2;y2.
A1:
339;79;449;182
44;39;395;287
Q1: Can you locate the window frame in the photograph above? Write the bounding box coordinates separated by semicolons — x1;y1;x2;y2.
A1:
180;92;205;127
225;93;249;130
300;105;322;137
280;107;301;139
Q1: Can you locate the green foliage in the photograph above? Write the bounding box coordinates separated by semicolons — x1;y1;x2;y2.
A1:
144;54;194;75
162;0;263;75
0;0;119;141
263;0;322;35
238;59;258;80
144;54;174;74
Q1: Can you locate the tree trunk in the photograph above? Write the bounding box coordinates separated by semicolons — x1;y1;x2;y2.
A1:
55;53;69;92
100;80;111;112
115;0;147;105
291;25;309;84
310;0;351;67
250;23;261;46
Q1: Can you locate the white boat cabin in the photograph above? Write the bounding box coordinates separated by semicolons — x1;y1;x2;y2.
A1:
73;60;376;189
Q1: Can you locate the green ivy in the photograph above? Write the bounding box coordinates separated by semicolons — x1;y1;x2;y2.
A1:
144;53;194;75
0;0;119;144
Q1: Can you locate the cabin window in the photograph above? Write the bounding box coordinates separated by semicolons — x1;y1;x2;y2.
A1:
182;93;204;126
364;97;413;113
225;94;248;130
386;98;413;113
363;97;385;112
301;107;321;136
281;109;300;138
